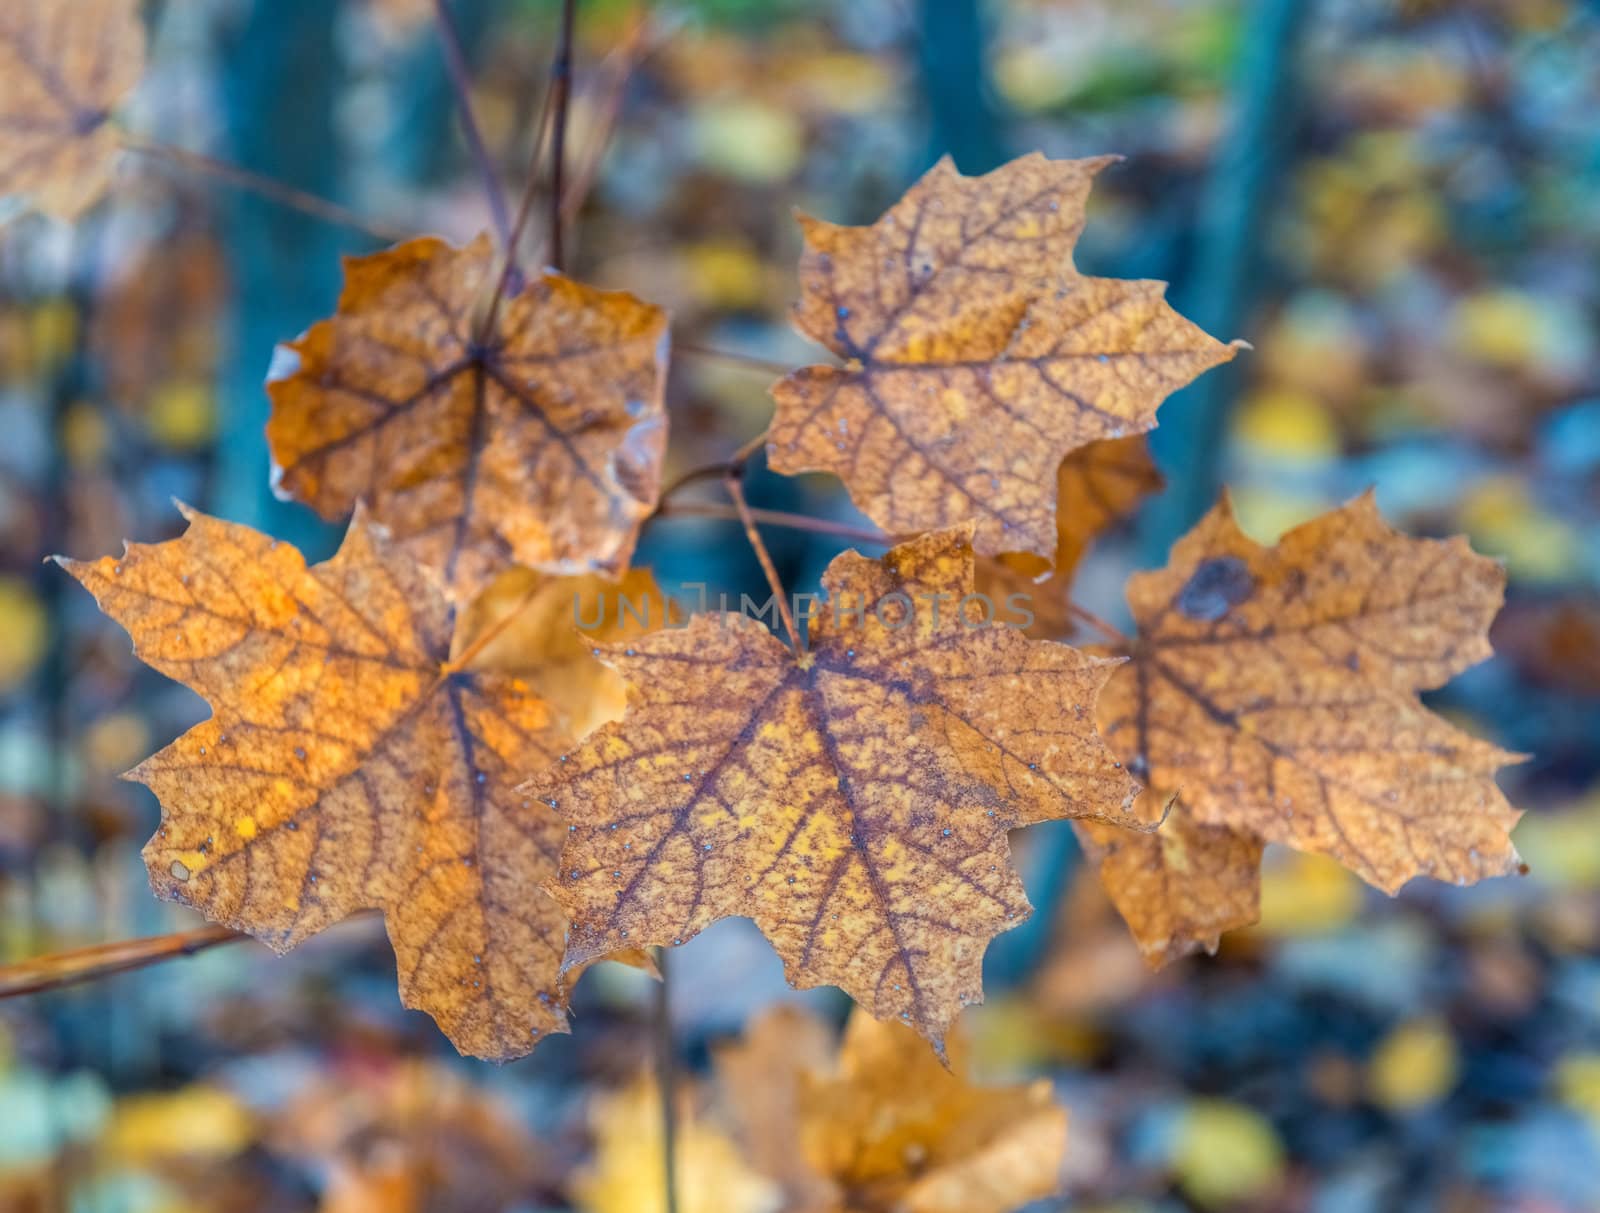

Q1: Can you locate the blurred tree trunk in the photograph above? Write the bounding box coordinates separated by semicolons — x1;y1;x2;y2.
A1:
1140;0;1310;558
917;0;1006;173
211;0;350;555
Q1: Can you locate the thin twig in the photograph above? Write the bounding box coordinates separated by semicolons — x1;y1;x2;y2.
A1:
442;571;544;674
120;136;410;243
558;9;653;228
652;501;890;550
657;427;770;500
480;7;650;342
677;342;796;378
654;946;681;1213
1065;601;1130;650
434;0;514;248
0;925;245;999
724;473;803;650
548;0;579;271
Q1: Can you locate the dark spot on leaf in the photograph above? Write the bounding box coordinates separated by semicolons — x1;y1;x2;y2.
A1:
1175;557;1254;622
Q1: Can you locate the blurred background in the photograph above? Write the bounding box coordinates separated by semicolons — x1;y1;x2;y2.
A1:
3;0;1600;1209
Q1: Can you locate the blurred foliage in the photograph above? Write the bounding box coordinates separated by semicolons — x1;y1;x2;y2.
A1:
2;0;1598;1209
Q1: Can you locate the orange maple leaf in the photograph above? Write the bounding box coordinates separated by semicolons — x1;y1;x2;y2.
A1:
767;153;1238;560
267;234;669;601
59;506;653;1060
1090;492;1523;959
530;527;1142;1057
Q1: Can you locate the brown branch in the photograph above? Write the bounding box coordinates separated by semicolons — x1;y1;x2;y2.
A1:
434;0;514;248
120;136;411;243
677;342;796;378
480;8;652;342
547;0;579;271
654;946;681;1213
724;474;803;651
652;500;891;548
0;924;245;999
1065;601;1130;649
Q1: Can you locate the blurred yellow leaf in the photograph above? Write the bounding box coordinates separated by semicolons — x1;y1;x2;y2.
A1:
1368;1017;1459;1112
1172;1099;1284;1208
146;380;216;449
1555;1052;1600;1135
1512;790;1600;890
1459;477;1580;583
575;1074;781;1213
690;101;804;184
0;578;48;693
1255;850;1363;937
103;1085;254;1160
1233;387;1340;462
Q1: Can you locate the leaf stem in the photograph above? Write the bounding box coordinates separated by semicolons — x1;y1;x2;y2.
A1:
652;500;890;549
0;925;244;1000
120;135;411;243
654;946;681;1213
1065;602;1130;649
548;0;579;271
724;473;803;650
434;0;514;249
657;427;770;501
677;342;796;377
443;578;546;674
479;0;608;343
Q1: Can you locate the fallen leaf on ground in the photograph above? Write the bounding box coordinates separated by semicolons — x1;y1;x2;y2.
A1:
719;1005;1068;1213
532;526;1141;1057
58;506;654;1060
267;234;669;601
1096;491;1521;928
574;1074;781;1213
0;0;144;221
768;153;1236;560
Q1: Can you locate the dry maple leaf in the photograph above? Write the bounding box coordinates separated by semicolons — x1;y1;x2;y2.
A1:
575;1073;781;1213
58;506;656;1061
531;526;1141;1057
1098;491;1523;908
0;0;144;221
767;153;1238;560
718;1005;1068;1213
267;234;669;601
978;435;1163;638
1072;799;1262;966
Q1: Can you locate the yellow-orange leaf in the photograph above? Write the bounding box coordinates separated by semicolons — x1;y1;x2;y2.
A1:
0;0;144;221
1099;491;1522;902
267;235;669;601
768;153;1236;560
1073;796;1262;966
576;1074;782;1213
720;1005;1069;1213
532;528;1141;1056
58;507;650;1060
979;435;1163;637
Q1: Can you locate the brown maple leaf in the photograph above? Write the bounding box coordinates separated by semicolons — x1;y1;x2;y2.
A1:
1097;491;1523;927
978;435;1163;638
718;1005;1068;1213
1073;799;1262;966
58;506;654;1060
530;526;1142;1057
267;234;669;602
767;153;1238;560
0;0;144;221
